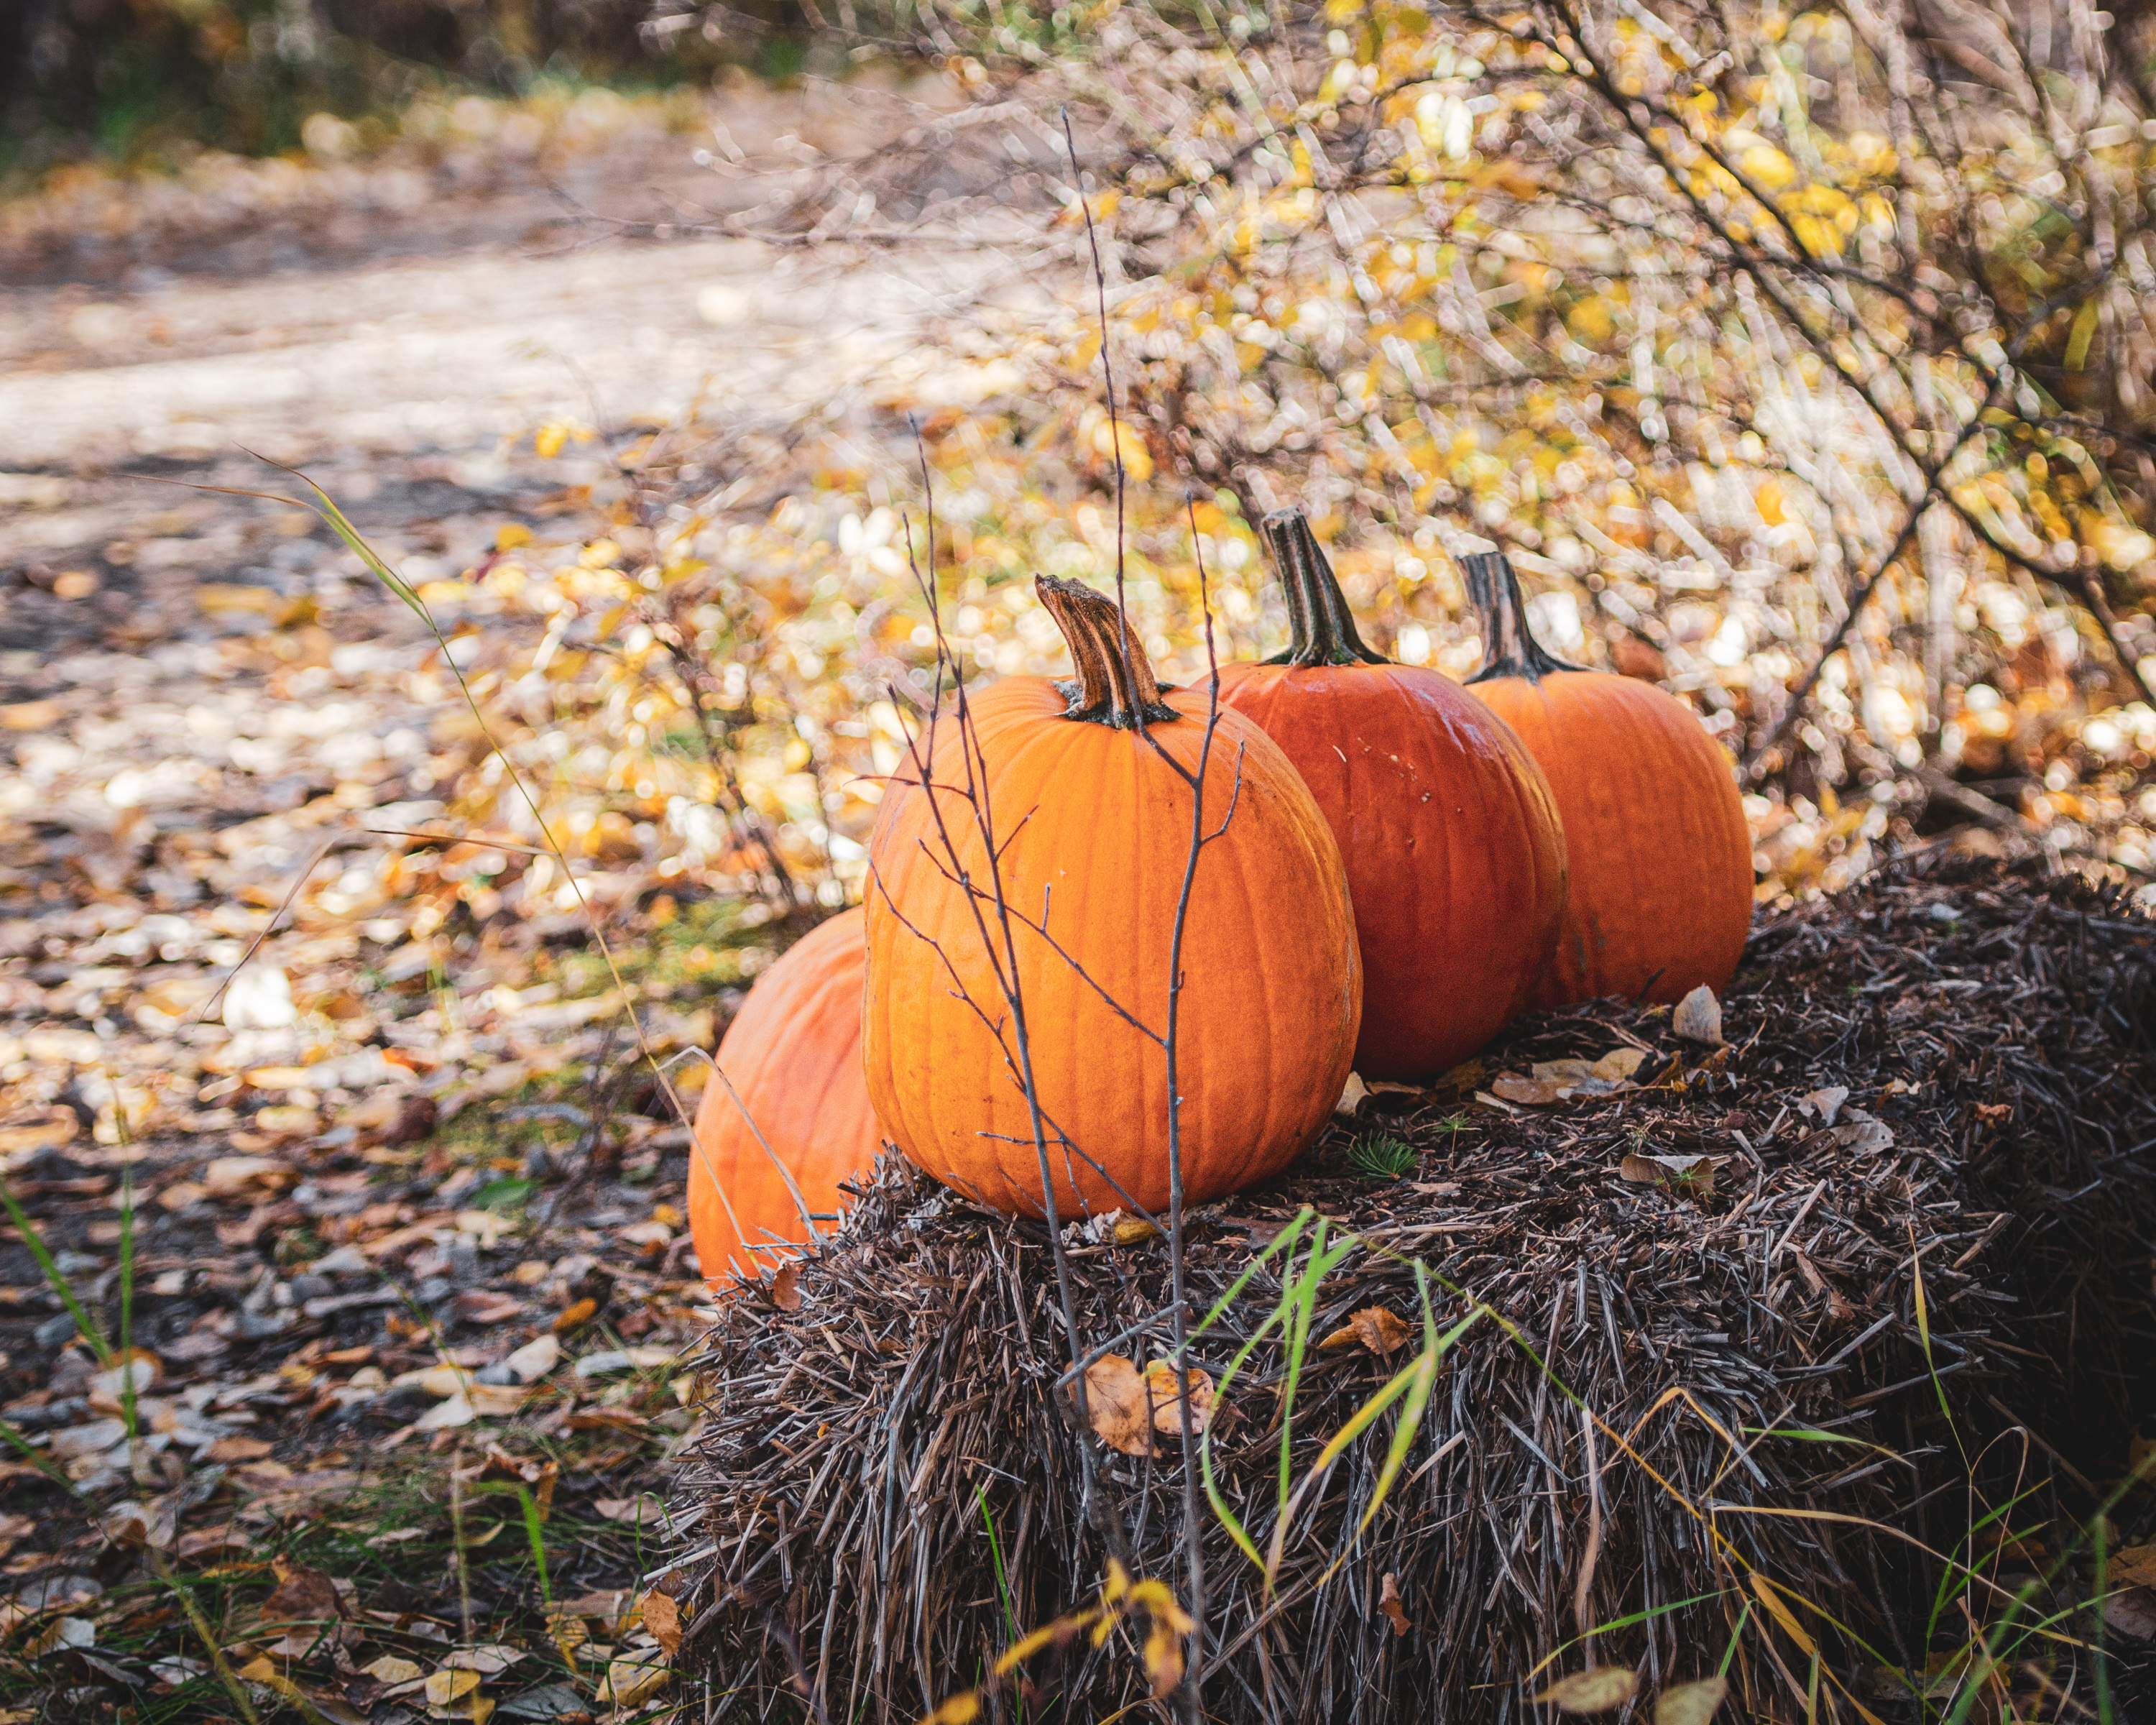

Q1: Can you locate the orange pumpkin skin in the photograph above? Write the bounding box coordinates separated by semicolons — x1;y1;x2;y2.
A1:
1461;551;1753;1009
863;576;1361;1220
1212;512;1569;1080
687;906;882;1283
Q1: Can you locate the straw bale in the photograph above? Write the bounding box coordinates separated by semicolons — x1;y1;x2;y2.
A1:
675;855;2155;1723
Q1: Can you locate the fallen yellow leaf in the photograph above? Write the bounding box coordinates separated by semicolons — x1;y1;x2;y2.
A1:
1535;1665;1639;1713
424;1668;481;1707
1654;1675;1728;1725
603;1655;670;1708
1142;1361;1216;1437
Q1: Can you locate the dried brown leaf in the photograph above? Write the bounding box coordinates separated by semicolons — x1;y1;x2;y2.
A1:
563;1407;648;1433
768;1262;802;1312
442;1644;522;1676
553;1589;635;1633
1353;1309;1408;1355
201;1155;291;1200
1492;1074;1566;1105
453;1290;523;1325
361;1655;423;1685
23;1616;94;1658
1377;1572;1409;1637
1619;1153;1722;1199
642;1588;683;1657
593;1494;667;1527
413;1392;476;1431
1074;1354;1154;1456
2106;1586;2156;1641
2113;1545;2156;1590
1672;985;1724;1046
204;1435;274;1463
503;1333;561;1381
260;1558;341;1629
1829;1113;1894;1154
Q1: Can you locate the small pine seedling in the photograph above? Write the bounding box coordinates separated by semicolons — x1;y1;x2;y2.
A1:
1348;1133;1418;1181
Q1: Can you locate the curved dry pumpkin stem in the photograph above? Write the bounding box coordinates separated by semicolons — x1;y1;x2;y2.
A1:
1258;507;1388;668
1036;573;1179;728
1462;550;1584;684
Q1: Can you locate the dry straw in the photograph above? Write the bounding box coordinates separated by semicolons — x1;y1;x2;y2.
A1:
672;853;2155;1722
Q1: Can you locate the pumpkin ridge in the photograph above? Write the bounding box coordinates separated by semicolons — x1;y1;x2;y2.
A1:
964;715;1176;1213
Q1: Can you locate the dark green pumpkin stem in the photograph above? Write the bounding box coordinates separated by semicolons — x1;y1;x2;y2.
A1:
1035;573;1179;729
1462;550;1584;684
1258;507;1388;668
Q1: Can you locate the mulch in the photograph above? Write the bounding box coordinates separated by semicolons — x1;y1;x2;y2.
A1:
675;852;2156;1724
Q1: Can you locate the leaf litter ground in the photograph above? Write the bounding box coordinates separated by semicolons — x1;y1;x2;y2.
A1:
680;852;2156;1724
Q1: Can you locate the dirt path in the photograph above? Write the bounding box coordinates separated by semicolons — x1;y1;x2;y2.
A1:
0;77;987;667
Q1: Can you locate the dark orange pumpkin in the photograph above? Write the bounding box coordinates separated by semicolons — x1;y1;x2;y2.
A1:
863;574;1360;1220
1214;509;1568;1079
1462;550;1752;1008
687;906;882;1283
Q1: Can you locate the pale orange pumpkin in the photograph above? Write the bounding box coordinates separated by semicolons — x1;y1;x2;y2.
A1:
687;906;882;1282
1462;549;1753;1008
863;574;1360;1220
1214;509;1569;1078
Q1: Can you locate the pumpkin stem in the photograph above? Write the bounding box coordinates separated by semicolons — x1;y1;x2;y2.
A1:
1035;574;1179;728
1258;507;1389;668
1462;550;1584;684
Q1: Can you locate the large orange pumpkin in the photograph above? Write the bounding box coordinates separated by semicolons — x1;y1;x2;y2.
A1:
687;906;882;1282
863;574;1360;1220
1461;549;1753;1008
1213;508;1568;1080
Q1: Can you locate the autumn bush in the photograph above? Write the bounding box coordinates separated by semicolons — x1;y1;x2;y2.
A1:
340;0;2155;968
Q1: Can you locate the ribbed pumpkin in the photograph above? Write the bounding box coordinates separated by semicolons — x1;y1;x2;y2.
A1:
863;574;1360;1220
1461;549;1752;1008
1214;509;1568;1080
687;906;881;1282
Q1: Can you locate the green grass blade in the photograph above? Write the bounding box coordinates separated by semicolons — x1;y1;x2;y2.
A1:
1;1174;111;1363
0;1415;76;1490
1524;1588;1736;1683
117;1163;140;1444
1189;1208;1312;1341
976;1484;1019;1641
1350;1293;1481;1540
1199;1427;1265;1570
1719;1597;1752;1677
1309;1352;1427;1476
